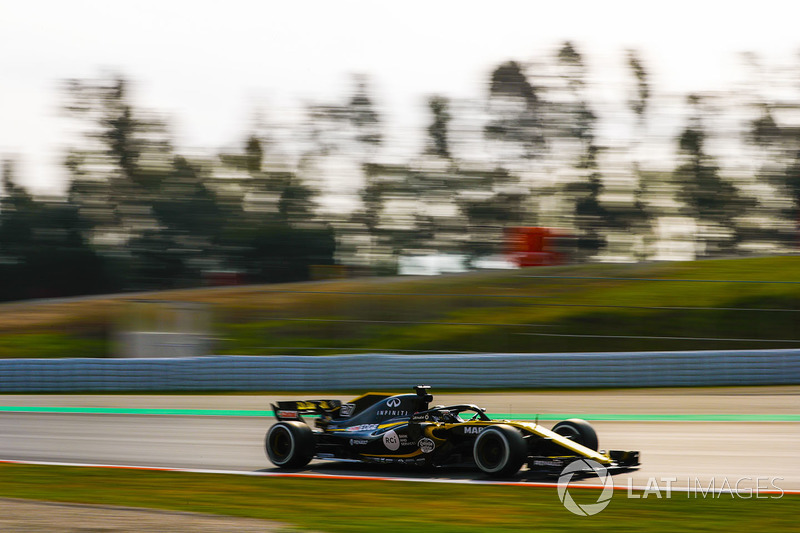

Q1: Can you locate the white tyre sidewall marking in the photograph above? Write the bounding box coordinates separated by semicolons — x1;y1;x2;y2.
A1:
269;425;295;465
474;428;510;473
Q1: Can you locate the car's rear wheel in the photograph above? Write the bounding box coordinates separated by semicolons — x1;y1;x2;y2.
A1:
552;418;598;451
265;421;315;468
473;425;527;477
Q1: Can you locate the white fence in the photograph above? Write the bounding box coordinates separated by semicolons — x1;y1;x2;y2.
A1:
1;349;798;392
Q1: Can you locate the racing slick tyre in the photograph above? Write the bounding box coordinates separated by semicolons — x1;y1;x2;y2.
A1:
265;421;315;468
552;418;599;451
473;425;527;477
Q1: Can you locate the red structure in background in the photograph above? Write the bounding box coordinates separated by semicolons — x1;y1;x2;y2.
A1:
202;270;245;286
506;227;570;267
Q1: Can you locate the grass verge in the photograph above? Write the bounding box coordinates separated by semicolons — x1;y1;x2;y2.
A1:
0;464;797;532
0;332;107;358
2;256;800;357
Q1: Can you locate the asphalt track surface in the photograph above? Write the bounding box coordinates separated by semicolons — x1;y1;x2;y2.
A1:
1;388;798;491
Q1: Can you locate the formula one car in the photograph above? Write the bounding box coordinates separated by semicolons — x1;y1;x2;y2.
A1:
265;386;639;477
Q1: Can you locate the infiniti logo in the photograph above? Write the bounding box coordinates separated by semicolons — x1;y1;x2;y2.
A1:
386;398;401;407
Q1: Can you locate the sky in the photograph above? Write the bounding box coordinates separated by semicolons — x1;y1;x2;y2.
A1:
2;0;800;194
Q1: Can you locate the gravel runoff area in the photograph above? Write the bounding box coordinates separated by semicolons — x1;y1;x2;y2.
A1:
0;498;296;533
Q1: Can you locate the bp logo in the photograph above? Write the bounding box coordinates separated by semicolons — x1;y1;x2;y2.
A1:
557;459;614;516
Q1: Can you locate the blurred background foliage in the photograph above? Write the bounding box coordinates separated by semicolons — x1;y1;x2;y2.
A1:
0;256;798;358
2;43;800;303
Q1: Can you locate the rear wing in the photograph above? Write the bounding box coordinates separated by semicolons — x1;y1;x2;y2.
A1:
272;399;342;421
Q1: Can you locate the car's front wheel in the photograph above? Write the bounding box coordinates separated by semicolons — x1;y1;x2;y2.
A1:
265;421;315;468
473;425;527;477
552;418;598;451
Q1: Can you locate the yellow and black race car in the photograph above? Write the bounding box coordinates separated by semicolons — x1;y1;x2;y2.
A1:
266;385;639;477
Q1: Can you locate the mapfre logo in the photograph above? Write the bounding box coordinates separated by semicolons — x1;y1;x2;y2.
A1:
386;398;401;408
557;459;614;516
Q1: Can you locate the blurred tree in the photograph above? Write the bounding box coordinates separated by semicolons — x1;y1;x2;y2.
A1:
564;145;609;258
452;61;544;263
0;159;35;255
62;75;214;290
426;95;451;159
354;171;384;236
737;53;800;251
216;133;334;281
621;49;654;259
245;134;264;175
305;74;383;159
675;95;753;256
61;74;330;290
555;42;612;259
125;230;192;290
0;159;114;300
748;106;782;148
780;149;800;230
220;134;317;224
278;177;316;222
627;49;650;125
485;61;545;159
556;42;595;144
348;74;383;149
154;156;221;237
458;184;528;263
739;103;798;250
301;75;393;266
63;75;171;204
221;220;336;283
